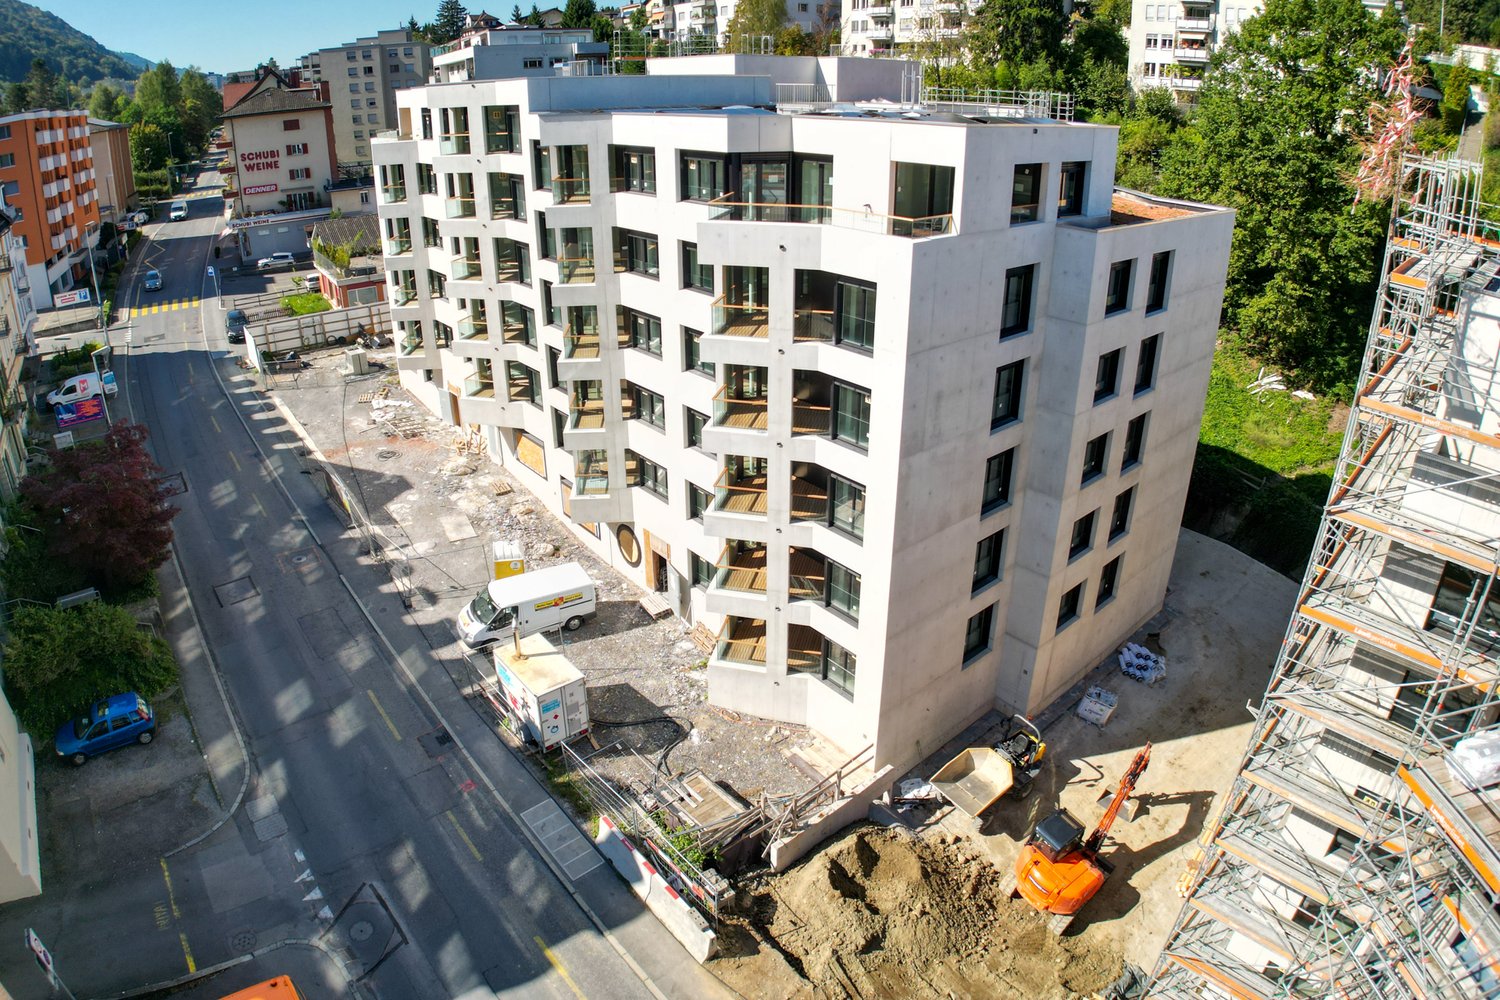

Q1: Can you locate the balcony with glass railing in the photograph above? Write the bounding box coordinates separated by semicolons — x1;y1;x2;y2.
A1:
712;382;769;432
715;616;768;667
464;372;495;397
445;195;476;219
551;145;591;204
712;295;770;339
713;542;769;595
457;312;488;341
792;374;833;435
399;323;424;355
559;255;596;284
501;302;534;346
573;450;610;495
439;131;472;155
392;280;418;306
385;236;413;256
568;387;607;431
381;183;407;203
706;193;953;237
451;254;482;281
564;324;601;361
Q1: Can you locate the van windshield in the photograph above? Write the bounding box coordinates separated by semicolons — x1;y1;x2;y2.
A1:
471;588;499;624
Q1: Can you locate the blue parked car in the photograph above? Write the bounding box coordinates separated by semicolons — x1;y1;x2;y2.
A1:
55;692;156;766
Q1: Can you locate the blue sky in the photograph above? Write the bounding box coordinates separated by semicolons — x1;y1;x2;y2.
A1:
33;0;444;75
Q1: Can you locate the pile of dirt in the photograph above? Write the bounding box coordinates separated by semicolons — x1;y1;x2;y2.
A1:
712;825;1123;1000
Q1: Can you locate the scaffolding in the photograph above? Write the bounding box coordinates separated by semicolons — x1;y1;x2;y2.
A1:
1152;154;1500;1000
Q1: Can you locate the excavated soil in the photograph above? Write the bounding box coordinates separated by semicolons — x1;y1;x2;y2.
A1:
712;825;1124;1000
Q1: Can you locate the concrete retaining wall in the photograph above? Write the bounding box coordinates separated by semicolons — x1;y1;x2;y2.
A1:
594;813;717;963
766;763;900;872
251;303;391;356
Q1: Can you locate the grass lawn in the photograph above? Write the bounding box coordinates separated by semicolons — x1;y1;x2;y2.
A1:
282;292;331;315
1187;336;1347;577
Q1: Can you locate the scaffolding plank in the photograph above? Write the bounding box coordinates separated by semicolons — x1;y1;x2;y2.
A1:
1214;828;1333;905
1162;949;1275;1000
1358;396;1500;453
1241;762;1407;853
1330;508;1499;576
1398;761;1500;894
1187;894;1298;963
1297;604;1495;691
1271;686;1412;762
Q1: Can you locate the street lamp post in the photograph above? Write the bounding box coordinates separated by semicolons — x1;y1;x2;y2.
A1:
91;346;111;426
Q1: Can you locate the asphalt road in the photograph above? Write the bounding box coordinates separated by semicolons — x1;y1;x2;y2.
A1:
33;180;719;999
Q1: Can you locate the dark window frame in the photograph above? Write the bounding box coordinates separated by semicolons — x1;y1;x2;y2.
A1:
991;360;1025;430
1001;264;1035;339
963;605;995;663
973;529;1005;593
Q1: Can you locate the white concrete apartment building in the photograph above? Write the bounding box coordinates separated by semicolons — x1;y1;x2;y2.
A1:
1126;0;1254;99
299;29;434;172
668;0;833;43
429;26;610;83
841;0;975;57
0;685;40;903
373;55;1233;768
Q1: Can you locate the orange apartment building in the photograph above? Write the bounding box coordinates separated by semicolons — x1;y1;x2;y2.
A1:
0;109;101;311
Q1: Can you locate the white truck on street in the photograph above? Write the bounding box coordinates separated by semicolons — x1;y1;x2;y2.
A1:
457;562;597;648
493;634;590;750
47;371;117;407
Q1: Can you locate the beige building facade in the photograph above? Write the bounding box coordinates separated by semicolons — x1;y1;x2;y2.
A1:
88;118;136;225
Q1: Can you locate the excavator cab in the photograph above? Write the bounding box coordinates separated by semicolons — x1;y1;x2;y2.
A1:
1029;809;1087;864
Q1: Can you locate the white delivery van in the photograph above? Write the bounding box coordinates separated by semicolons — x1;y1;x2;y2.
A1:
47;371;117;407
457;562;596;647
169;200;188;221
494;633;589;750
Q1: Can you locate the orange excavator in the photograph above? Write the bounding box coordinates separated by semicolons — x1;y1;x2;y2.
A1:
1012;743;1152;934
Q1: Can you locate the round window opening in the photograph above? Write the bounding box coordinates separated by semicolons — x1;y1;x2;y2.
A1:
616;523;642;566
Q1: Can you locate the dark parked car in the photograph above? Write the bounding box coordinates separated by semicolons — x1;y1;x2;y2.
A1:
226;308;248;343
55;692;156;766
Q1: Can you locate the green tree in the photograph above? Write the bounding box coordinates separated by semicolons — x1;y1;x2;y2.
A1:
969;0;1067;68
1091;0;1132;27
3;82;28;116
130;122;170;170
88;82;125;121
20;423;179;595
433;0;470;42
1441;60;1475;135
726;0;788;47
135;59;182;116
24;58;62;110
1157;0;1403;388
2;602;178;737
178;68;223;151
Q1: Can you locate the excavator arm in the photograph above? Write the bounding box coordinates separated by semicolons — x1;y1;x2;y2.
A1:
1083;743;1152;855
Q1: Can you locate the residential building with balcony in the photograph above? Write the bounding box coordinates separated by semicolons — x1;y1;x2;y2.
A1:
668;0;834;44
299;28;433;176
430;24;609;83
1127;0;1278;100
840;0;973;57
0;109;101;311
373;54;1233;768
87;118;136;226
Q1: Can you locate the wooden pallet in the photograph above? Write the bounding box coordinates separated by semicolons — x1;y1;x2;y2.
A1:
639;590;673;620
689;623;717;654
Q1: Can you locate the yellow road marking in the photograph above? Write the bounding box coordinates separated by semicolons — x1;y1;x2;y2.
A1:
210;414;221;434
535;937;586;1000
227;451;241;472
253;496;268;520
159;858;181;919
446;810;483;862
367;689;402;741
179;932;195;973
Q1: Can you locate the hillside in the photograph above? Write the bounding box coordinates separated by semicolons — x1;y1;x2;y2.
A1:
113;51;154;72
0;0;138;86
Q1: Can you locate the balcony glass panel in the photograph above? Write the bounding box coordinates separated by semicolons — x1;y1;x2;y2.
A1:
574;450;609;494
716;617;767;666
713;543;768;594
551;144;591;203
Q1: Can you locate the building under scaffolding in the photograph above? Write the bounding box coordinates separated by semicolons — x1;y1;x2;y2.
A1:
1152;154;1500;998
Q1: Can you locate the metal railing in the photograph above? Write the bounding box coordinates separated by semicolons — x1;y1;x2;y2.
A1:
445;196;476;219
385;237;412;255
457;315;488;340
463;373;494;397
921;86;1075;122
558;256;595;284
706;194;950;237
551;176;591;204
380;184;407;203
439;133;472;155
711;296;770;339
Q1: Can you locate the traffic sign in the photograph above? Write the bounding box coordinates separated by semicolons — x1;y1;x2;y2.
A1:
206;265;216;277
24;928;72;997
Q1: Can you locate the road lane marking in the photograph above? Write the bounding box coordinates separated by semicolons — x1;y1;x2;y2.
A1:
253;496;269;520
227;450;241;471
210;414;221;434
445;810;484;862
366;689;402;741
153;902;170;930
535;936;587;1000
179;932;196;973
159;858;181;919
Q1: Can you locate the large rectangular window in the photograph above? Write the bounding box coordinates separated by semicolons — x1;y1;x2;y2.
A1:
1110;487;1134;540
1147;251;1172;312
837;280;876;351
1011;162;1042;223
1122;413;1148;469
821;639;857;698
1106;259;1134;315
963;606;994;663
484;105;518;153
681;241;713;292
1095;349;1122;403
830;475;866;539
1097;556;1122;607
1082;434;1108;484
691;554;714;587
626;383;666;428
683;327;713;376
982;449;1015;513
1135;334;1160;394
1057;583;1084;631
1001;264;1034;338
992;360;1025;429
611;145;656;193
622;308;662;356
827;560;861;621
681;152;726;202
629;450;669;499
1069;511;1096;558
832;382;871;451
688;483;712;520
1058;161;1086;216
973;529;1004;592
615;228;659;277
686;408;708;448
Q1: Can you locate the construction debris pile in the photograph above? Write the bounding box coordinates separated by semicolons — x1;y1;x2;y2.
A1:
712;825;1123;999
1118;643;1167;685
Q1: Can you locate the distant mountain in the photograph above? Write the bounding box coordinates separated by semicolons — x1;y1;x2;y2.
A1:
112;51;154;72
0;0;139;86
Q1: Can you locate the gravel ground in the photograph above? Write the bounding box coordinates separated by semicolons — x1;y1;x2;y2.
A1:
268;348;819;806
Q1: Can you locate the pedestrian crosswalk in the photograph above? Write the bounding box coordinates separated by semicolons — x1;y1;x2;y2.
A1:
125;298;200;317
180;189;224;201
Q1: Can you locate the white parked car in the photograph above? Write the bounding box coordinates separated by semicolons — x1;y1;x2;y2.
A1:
257;252;296;271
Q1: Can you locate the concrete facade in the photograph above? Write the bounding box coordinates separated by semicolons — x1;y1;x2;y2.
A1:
0;684;41;903
87;119;136;225
373;55;1233;769
430;26;610;83
0;109;102;311
840;0;975;57
299;29;433;175
0;203;35;497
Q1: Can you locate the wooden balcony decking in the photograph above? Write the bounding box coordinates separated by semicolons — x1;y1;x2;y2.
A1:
570;400;606;429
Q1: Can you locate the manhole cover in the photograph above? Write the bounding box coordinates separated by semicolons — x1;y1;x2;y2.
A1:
230;929;256;952
290;552;311;565
418;727;454;758
377;449;399;461
213;576;258;606
350;920;374;942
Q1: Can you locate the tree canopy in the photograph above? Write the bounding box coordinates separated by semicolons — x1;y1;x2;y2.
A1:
726;0;790;45
968;0;1068;69
1156;0;1404;388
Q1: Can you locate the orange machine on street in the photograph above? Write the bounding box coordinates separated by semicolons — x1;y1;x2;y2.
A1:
1013;743;1152;934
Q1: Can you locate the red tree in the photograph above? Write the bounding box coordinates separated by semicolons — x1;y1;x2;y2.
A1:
21;423;179;594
